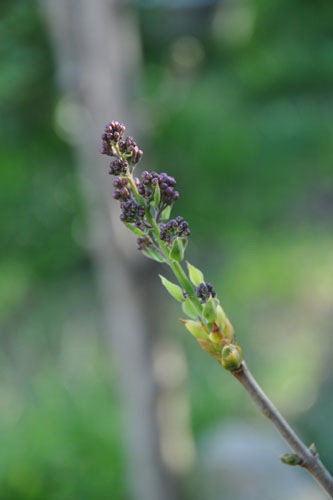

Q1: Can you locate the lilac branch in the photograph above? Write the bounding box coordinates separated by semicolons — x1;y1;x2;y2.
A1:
100;120;333;498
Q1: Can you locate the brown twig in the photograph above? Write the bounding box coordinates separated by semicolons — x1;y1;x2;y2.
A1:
232;361;333;498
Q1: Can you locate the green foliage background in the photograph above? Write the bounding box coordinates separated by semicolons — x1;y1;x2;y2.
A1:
1;0;333;498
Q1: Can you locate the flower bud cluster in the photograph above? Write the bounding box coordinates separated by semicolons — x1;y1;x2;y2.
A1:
101;121;243;372
100;121;126;155
101;120;143;173
109;158;128;176
196;282;216;303
160;217;190;246
118;136;143;165
119;200;145;227
137;236;153;251
138;171;180;209
100;121;190;259
112;177;131;201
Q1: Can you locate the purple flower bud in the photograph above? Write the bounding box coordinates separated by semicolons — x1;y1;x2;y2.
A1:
118;136;143;166
138;171;180;209
196;282;216;303
120;200;145;224
160;217;190;245
101;121;126;156
112;177;131;200
112;190;122;200
109;157;129;175
137;236;153;251
131;146;144;165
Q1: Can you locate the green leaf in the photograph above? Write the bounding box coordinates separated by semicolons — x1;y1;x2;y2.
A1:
170;237;187;262
123;223;147;237
202;298;219;323
182;298;198;320
181;319;209;339
159;205;172;222
215;303;227;328
142;248;166;263
159;275;184;302
186;261;204;287
153;183;161;207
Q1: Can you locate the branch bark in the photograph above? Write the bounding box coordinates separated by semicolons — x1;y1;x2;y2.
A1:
232;362;333;498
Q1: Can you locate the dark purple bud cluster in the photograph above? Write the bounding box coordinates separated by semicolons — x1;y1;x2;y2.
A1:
101;121;190;259
120;200;145;227
100;121;143;171
112;177;131;201
196;282;217;303
138;171;179;209
160;216;191;245
137;236;153;251
100;121;126;156
118;136;143;166
109;157;129;176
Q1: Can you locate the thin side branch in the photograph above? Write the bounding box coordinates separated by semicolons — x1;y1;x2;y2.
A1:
232;362;333;498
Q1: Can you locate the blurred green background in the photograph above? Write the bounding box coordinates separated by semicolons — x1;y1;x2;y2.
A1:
1;0;333;498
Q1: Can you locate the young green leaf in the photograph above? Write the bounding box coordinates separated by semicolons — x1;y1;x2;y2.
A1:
152;182;161;207
202;298;219;323
170;237;187;262
181;319;209;339
186;261;204;287
159;205;172;222
159;275;184;302
124;222;147;237
215;303;227;329
182;298;198;320
142;248;166;263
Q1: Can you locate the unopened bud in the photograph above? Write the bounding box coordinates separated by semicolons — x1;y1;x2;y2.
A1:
221;344;243;371
309;443;318;457
280;453;303;466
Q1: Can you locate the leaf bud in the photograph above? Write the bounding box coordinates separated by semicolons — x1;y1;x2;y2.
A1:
221;344;243;371
309;443;318;457
280;453;303;466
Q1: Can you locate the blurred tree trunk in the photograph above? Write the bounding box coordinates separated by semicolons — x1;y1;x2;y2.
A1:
39;1;181;499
